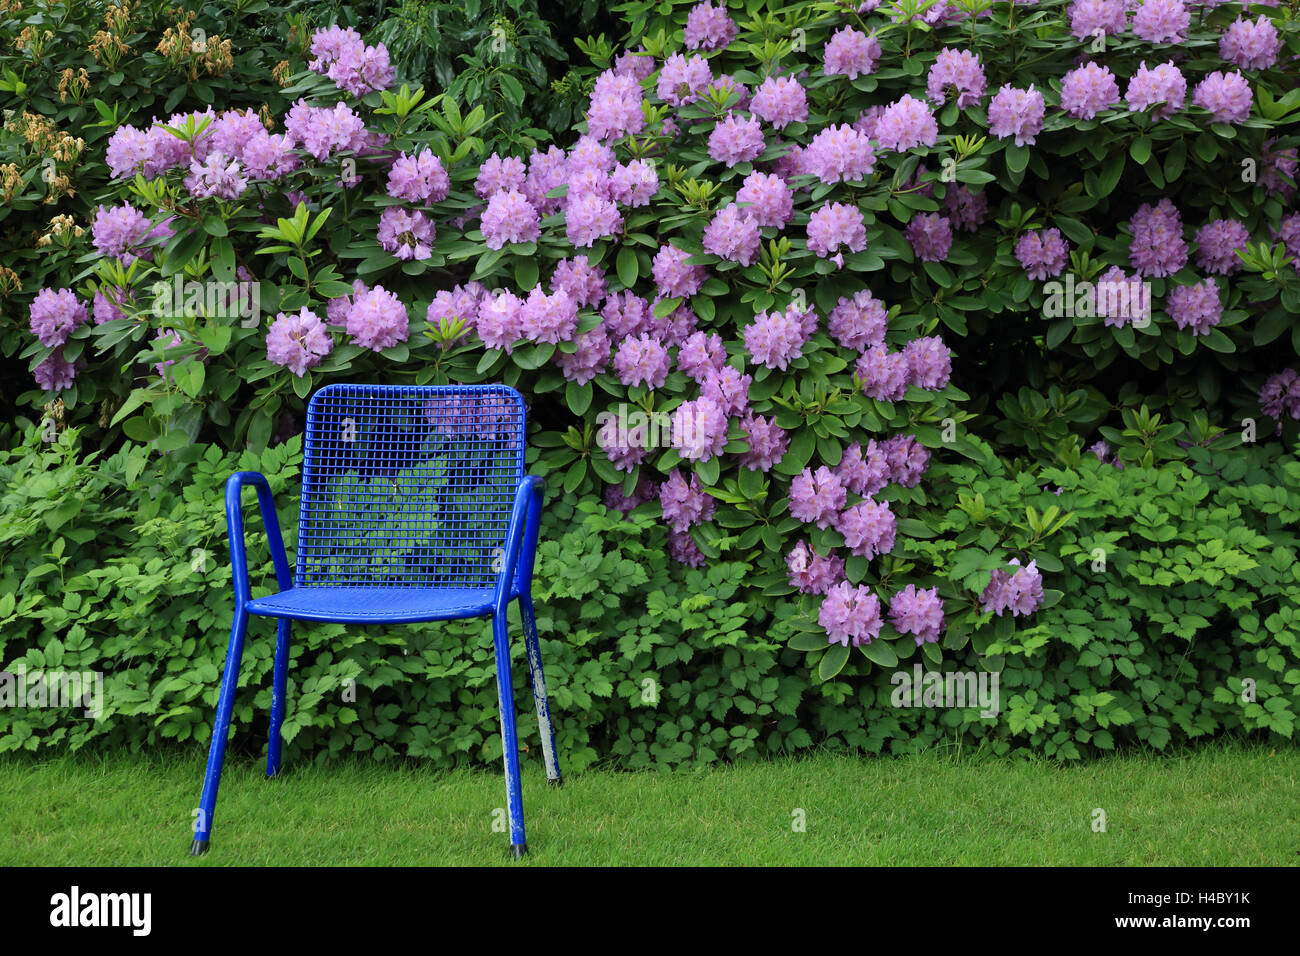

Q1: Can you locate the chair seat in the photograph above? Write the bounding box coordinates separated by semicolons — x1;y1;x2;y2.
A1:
247;586;503;624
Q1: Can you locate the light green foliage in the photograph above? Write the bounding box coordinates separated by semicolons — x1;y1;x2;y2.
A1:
1;424;1296;764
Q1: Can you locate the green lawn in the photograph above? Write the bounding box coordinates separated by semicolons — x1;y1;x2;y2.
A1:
2;744;1296;865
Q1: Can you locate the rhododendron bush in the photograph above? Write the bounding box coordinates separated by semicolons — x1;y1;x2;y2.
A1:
7;0;1300;690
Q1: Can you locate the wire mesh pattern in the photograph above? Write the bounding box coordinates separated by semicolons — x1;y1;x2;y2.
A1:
295;383;525;589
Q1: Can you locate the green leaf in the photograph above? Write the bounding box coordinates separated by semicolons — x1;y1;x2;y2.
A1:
562;458;587;493
565;380;592;416
121;416;157;442
819;643;850;681
1200;328;1235;353
1005;144;1029;175
1163;139;1187;182
1094;151;1125;199
696;455;720;487
616;247;639;289
514;256;538;291
789;631;830;652
861;640;898;668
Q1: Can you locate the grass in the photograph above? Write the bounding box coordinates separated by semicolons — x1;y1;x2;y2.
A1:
2;743;1297;866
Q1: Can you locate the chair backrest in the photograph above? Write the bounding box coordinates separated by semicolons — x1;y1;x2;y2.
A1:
296;383;526;589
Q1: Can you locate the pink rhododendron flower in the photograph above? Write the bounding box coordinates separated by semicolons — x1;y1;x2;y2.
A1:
981;559;1044;617
739;414;788;471
988;84;1045;146
672;397;729;461
787;542;845;595
857;345;909;401
1015;227;1070;280
750;76;809;129
29;288;87;347
807;202;867;263
481;189;541;249
1068;0;1127;40
1060;63;1121;119
1194;219;1249;275
889;585;945;644
836;498;897;559
828;290;888;351
587;70;647;141
823;26;881;79
609;159;659;206
1166;277;1222;336
790;466;847;529
657;53;713;106
556;325;611;384
873;95;939;151
377;207;435;260
927;47;986;108
819;582;883;647
836;440;890;497
735;171;794;229
745;305;815;370
1220;16;1281;71
905;213;953;262
903;336;952;390
708;114;766;167
552;256;608;307
703;203;761;265
882;434;930;487
803;124;875;184
1260;369;1300;420
1131;0;1189;44
684;1;737;50
266;307;333;376
677;330;727;383
613;333;672;388
518;286;579;344
34;351;80;391
387;149;450;203
1192;70;1253;124
344;285;408;351
1126;61;1187;118
1128;198;1188;277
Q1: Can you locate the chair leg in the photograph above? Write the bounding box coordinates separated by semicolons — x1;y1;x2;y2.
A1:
520;595;561;786
191;607;249;856
491;610;528;859
267;618;291;778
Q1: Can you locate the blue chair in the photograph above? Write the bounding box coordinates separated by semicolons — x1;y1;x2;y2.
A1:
190;383;559;860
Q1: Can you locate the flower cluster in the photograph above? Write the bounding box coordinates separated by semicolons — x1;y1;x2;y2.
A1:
819;582;883;647
308;25;395;97
745;304;816;370
980;560;1045;617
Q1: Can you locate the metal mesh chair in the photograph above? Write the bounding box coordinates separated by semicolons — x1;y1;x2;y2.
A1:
190;383;559;860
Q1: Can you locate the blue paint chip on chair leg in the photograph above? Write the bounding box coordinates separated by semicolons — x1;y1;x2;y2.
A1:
190;839;210;857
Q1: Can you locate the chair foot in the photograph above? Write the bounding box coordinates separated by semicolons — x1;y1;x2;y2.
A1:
190;839;210;857
510;843;528;861
547;777;563;789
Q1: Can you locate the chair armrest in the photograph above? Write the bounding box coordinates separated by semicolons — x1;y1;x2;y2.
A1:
494;475;545;611
226;471;293;606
